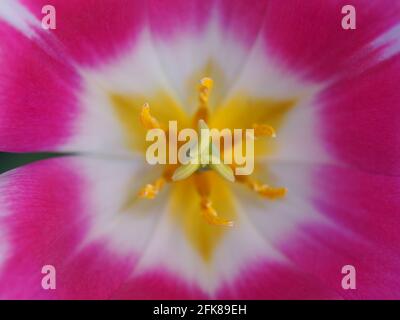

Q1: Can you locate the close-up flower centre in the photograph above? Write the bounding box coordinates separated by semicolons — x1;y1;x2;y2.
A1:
137;77;287;227
1;0;398;300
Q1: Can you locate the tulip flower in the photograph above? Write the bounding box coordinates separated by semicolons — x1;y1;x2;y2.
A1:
0;0;399;299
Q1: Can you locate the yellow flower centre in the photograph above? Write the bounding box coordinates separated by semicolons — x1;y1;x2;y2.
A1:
110;75;296;261
137;78;287;227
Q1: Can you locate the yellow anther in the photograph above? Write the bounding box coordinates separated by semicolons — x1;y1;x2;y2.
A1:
199;77;213;105
249;181;287;199
194;77;213;124
194;171;233;227
252;124;276;138
236;175;286;200
140;103;162;130
200;198;234;227
138;177;166;199
201;77;213;91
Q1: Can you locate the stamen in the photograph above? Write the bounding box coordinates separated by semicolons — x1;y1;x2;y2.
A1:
237;175;287;199
138;165;177;200
195;172;234;227
140;103;162;130
252;123;276;138
200;198;234;227
249;181;287;199
138;165;177;199
138;177;166;199
193;77;213;124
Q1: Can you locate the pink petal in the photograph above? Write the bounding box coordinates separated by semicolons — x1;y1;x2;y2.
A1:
0;22;80;152
214;163;400;299
148;0;211;38
281;165;400;299
313;165;400;274
218;0;269;45
0;157;136;299
0;1;144;153
263;0;400;80
149;0;268;44
147;0;270;108
319;55;400;175
280;225;400;299
0;3;145;154
217;261;342;299
21;0;144;66
111;270;207;299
